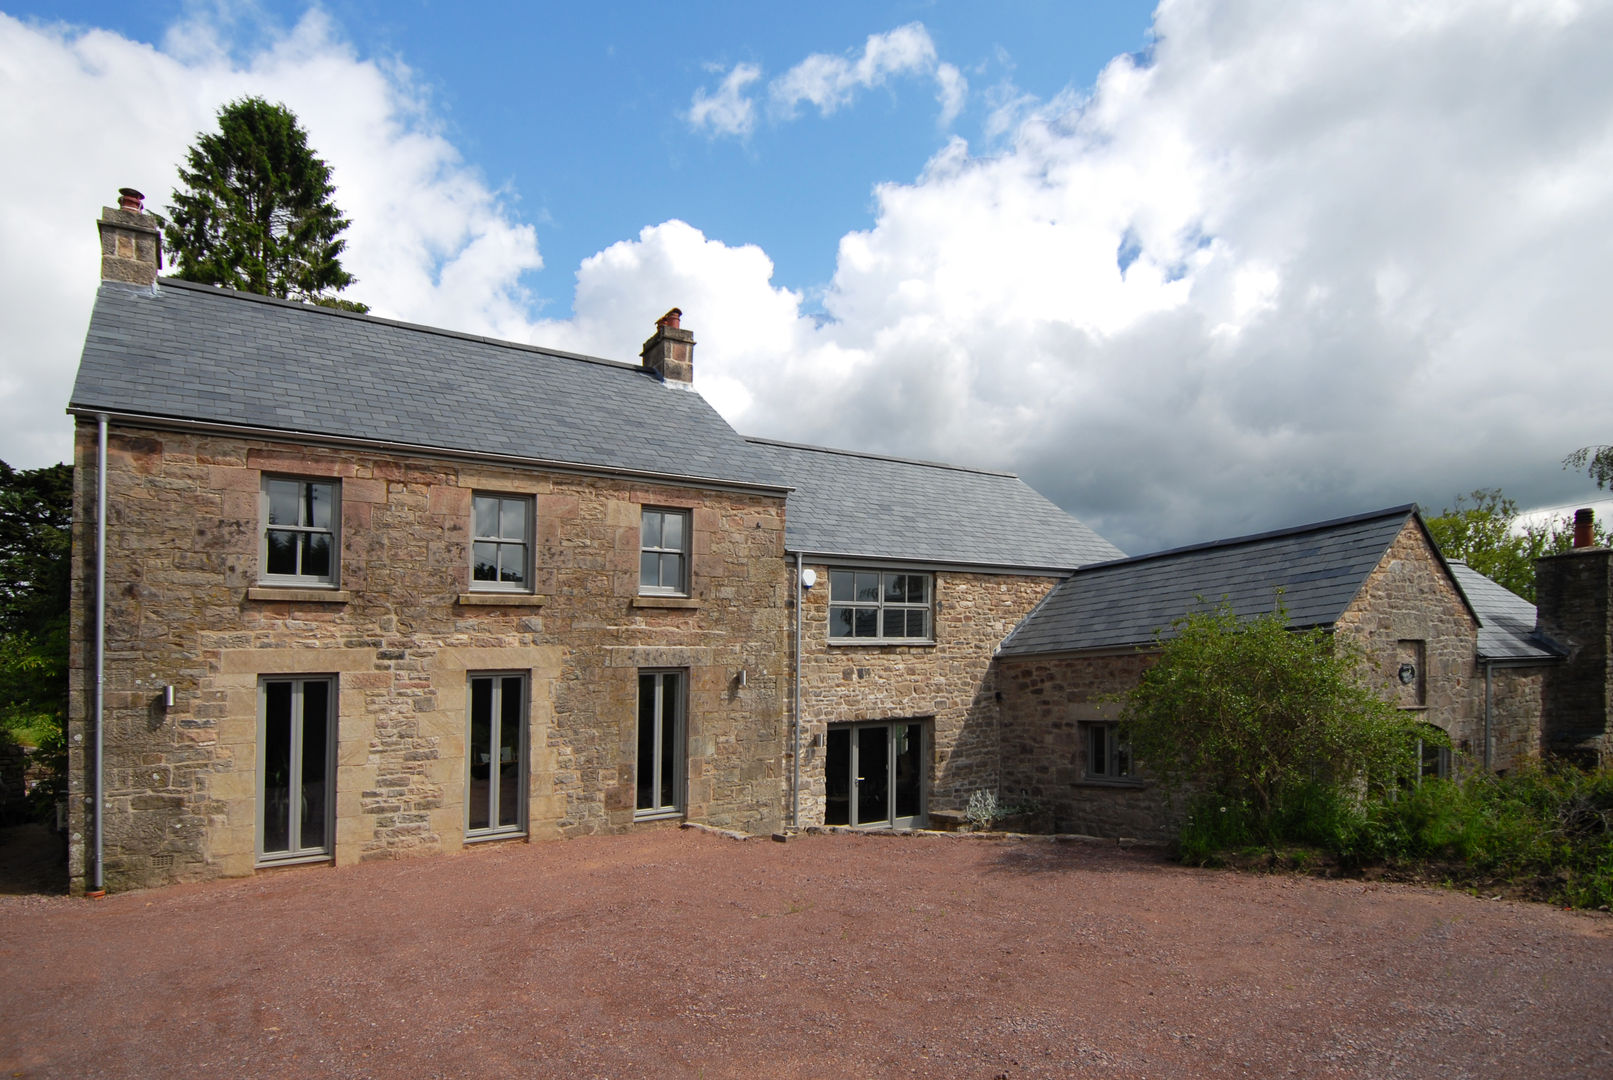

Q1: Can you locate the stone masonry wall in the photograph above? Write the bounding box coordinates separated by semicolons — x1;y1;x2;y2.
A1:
1535;547;1612;764
68;423;788;892
1333;520;1482;765
792;568;1061;826
1488;666;1545;773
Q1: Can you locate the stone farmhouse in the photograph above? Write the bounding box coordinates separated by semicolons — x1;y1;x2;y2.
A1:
67;192;1611;892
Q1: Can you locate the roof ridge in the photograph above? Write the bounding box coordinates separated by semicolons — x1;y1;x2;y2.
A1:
1074;504;1420;573
744;435;1018;478
147;278;649;376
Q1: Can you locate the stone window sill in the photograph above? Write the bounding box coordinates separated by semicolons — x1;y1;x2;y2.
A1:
1397;705;1429;712
1076;777;1149;790
631;596;700;610
457;592;545;607
246;587;351;603
827;639;937;648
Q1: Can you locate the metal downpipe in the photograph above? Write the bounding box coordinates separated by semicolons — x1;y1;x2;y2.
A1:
792;551;802;830
94;414;108;893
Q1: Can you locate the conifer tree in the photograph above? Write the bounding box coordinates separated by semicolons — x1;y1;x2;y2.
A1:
165;97;367;311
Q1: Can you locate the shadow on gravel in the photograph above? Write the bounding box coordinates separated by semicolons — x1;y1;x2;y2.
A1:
0;824;67;895
984;838;1174;877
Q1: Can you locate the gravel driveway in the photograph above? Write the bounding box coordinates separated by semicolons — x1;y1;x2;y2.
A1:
2;827;1609;1079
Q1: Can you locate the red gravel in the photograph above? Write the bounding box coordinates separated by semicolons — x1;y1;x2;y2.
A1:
1;828;1609;1079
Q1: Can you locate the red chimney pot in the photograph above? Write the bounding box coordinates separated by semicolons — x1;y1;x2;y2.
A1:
657;308;682;331
1574;508;1594;548
117;187;145;213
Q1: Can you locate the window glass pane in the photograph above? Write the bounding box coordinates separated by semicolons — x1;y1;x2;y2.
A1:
474;496;497;539
302;533;331;579
499;545;526;585
263;682;293;853
637;674;657;810
300;683;329;850
661;512;684;552
830;571;854;602
500;498;526;541
830;608;854;638
907;575;929;604
266;530;298;576
659;675;679;809
469;678;492;831
855;573;879;603
306;483;333;530
499;677;523;828
884;574;907;603
894;723;923;819
883;609;907;638
640;551;660;588
1115;740;1132;778
854;608;878;637
824;728;851;826
661;553;684;592
642;512;663;550
1090;726;1107;776
473;542;499;582
907;609;928;639
267;479;300;526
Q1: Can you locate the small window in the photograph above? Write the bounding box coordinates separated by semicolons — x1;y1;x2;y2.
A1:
828;570;932;642
1085;723;1133;781
467;673;527;838
471;493;533;591
261;477;339;585
1396;640;1427;708
640;508;689;596
636;670;686;819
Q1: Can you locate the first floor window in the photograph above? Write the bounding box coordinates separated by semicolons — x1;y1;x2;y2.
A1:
640;508;689;595
1085;722;1132;781
472;493;533;590
262;476;339;584
636;670;685;818
468;673;527;837
258;676;335;863
829;570;932;642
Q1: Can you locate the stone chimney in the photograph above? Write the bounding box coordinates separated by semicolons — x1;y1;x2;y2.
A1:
98;187;162;287
1535;508;1611;766
640;308;694;384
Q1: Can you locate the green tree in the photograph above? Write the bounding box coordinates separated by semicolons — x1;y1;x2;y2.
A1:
1564;445;1613;490
0;462;72;816
1425;489;1612;601
165;97;367;312
1119;604;1420;849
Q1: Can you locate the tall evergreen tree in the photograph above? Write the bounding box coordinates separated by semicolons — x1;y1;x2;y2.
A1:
165;97;367;311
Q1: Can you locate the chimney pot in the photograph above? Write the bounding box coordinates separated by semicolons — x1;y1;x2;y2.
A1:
117;187;145;212
658;308;682;331
1574;508;1595;549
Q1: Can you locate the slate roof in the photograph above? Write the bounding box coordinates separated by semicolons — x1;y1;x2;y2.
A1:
999;505;1445;656
746;438;1124;571
1447;562;1563;664
68;280;785;491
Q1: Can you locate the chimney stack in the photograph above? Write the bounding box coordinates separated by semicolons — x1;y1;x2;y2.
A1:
98;187;162;287
641;308;694;384
1575;508;1595;549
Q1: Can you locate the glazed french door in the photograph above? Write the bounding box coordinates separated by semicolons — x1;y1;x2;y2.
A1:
824;721;926;828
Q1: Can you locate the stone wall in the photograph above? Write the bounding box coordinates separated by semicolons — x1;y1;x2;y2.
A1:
1535;547;1612;764
1487;665;1545;773
1333;520;1481;763
68;423;788;892
791;568;1061;825
997;651;1173;839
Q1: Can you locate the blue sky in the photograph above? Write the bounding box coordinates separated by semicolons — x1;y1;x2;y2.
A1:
2;1;1611;553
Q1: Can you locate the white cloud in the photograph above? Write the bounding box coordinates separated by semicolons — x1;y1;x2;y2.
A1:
686;61;761;138
686;23;967;138
0;8;542;468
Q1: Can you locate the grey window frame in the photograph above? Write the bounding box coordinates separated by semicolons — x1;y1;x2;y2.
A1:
256;675;337;866
1084;722;1134;782
634;669;686;820
470;492;534;592
465;671;529;840
639;508;690;597
828;569;933;643
260;475;341;586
